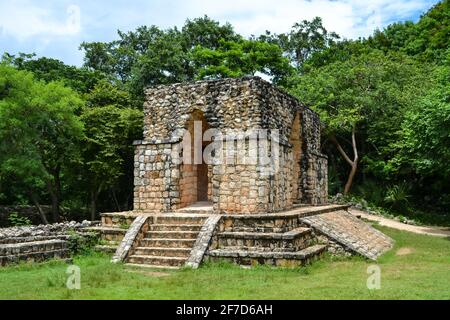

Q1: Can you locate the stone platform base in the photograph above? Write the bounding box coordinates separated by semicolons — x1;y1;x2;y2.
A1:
92;204;394;269
0;239;70;266
207;244;327;267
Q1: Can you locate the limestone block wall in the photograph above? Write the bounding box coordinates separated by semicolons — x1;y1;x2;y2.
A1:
142;77;262;142
299;109;328;205
134;76;328;213
133;143;179;211
210;137;301;214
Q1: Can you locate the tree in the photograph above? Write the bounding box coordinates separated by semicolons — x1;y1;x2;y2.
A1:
260;17;339;69
289;51;428;194
80;16;293;97
2;52;103;94
80;80;142;219
192;39;292;83
0;64;84;222
392;63;450;183
366;0;450;64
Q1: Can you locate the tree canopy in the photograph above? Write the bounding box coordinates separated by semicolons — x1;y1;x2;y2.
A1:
1;2;449;224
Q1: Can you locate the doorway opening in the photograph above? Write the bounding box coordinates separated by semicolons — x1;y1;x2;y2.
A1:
179;110;212;208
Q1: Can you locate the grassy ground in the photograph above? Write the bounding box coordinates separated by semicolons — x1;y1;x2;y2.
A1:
1;225;449;300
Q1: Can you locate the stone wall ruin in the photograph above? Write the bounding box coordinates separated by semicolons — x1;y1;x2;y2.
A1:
133;76;328;214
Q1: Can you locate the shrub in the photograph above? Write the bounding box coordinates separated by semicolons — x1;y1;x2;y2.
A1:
7;212;32;227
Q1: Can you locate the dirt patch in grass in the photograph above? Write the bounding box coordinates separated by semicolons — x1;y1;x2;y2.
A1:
126;269;171;277
396;247;415;256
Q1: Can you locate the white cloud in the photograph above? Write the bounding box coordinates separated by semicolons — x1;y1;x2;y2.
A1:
0;0;437;66
0;1;81;41
176;0;434;38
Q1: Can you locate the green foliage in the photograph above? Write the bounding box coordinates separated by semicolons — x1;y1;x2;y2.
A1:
2;53;104;94
75;79;143;218
290;50;427;136
80;105;142;189
192;39;292;82
1;4;449;222
288;2;449;214
260;17;339;69
392;64;450;178
384;182;411;212
367;0;450;64
7;212;32;227
81;16;292;97
1;228;450;299
354;180;386;208
67;232;99;255
0;64;84;221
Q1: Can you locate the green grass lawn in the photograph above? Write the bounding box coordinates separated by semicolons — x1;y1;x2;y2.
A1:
1;225;449;300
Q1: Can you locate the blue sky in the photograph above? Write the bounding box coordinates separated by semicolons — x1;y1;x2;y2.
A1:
0;0;440;67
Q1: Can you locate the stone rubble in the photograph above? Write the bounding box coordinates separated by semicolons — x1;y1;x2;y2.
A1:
0;220;96;240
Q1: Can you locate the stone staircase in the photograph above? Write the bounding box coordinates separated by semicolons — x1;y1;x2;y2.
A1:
0;239;70;266
99;205;369;269
88;211;138;253
125;215;207;269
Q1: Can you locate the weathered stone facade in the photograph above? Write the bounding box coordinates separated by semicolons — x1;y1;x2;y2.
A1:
133;76;327;214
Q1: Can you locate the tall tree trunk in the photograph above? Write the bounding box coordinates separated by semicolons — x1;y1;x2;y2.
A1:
111;189;120;212
90;189;97;221
48;188;60;222
331;126;359;195
29;192;48;225
46;167;62;222
124;194;131;211
90;184;102;221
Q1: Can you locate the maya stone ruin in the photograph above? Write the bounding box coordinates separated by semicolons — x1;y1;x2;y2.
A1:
133;76;328;213
0;76;394;268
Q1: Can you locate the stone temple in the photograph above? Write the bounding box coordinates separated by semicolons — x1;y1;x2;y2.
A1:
133;76;328;214
91;77;393;269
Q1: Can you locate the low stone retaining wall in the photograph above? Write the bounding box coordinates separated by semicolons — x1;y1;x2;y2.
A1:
0;220;95;239
0;221;99;266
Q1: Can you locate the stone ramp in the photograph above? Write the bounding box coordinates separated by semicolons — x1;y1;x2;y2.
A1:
300;210;394;260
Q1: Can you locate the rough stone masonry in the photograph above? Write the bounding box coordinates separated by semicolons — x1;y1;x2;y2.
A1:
102;77;393;268
133;76;328;214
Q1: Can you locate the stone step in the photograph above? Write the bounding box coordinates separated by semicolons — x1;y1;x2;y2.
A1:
216;227;313;251
144;231;199;240
220;215;300;233
125;263;180;270
220;205;350;232
218;227;312;240
149;224;203;232
100;211;138;228
94;244;118;253
86;226;127;242
127;255;187;267
0;249;70;266
152;215;207;225
139;238;196;248
133;247;191;257
175;202;213;214
176;208;214;214
207;244;327;267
